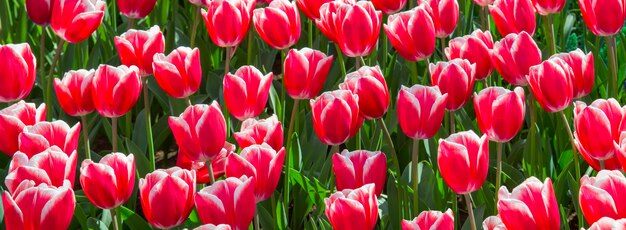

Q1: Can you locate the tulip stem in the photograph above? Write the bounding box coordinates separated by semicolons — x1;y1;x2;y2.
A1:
190;6;201;48
110;208;120;230
449;111;456;134
126;18;135;31
207;161;216;185
46;39;65;120
377;118;400;175
112;117;118;152
254;213;261;230
600;160;606;170
440;37;447;61
143;78;155;172
284;99;299;210
185;97;192;106
334;44;347;77
308;19;313;48
543;14;556;55
558;111;580;180
464;194;476;230
480;6;490;31
606;36;619;97
495;142;503;212
224;47;233;136
527;91;539;177
81;116;91;159
411;138;420;216
39;28;47;87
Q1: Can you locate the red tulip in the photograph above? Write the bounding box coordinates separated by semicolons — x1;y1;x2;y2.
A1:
371;0;406;14
169;103;227;162
482;216;507;230
418;0;459;38
401;209;454;230
234;115;283;151
51;0;106;43
202;0;254;47
578;0;626;37
553;49;595;99
325;184;379;230
117;0;157;19
5;146;77;195
189;0;208;7
80;153;135;209
339;66;390;120
527;57;574;113
224;66;273;120
489;0;536;36
474;87;526;143
26;0;53;25
587;217;626;230
531;0;565;15
296;0;333;20
54;69;95;117
318;1;382;57
579;170;626;225
18;121;81;158
445;29;494;80
332;150;386;196
0;101;46;156
195;176;256;230
310;90;363;145
315;0;352;43
497;177;560;230
491;32;542;86
177;142;235;184
472;0;493;7
2;180;75;230
226;144;285;202
253;0;301;50
196;224;233;230
92;64;142;118
438;131;489;194
153;47;202;99
283;48;333;100
397;85;448;140
0;43;36;103
430;59;476;111
574;99;625;162
114;26;165;76
139;167;196;229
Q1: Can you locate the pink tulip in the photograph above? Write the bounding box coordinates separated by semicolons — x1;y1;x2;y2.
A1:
195;176;256;230
0;43;36;103
169;103;227;162
3;180;75;230
397;85;448;140
5;146;77;195
418;0;459;38
195;224;233;230
531;0;565;15
445;30;494;80
223;66;273;120
587;217;626;230
402;209;454;230
153;47;202;99
226;144;285;202
51;0;106;43
310;90;363;145
0;101;46;156
117;0;157;19
483;216;507;230
139;167;196;229
283;48;333;100
332;150;386;196
114;26;165;76
202;0;255;47
552;49;595;99
489;0;536;36
18;120;81;158
430;59;476;111
491;32;542;86
474;87;526;143
438;131;489;194
253;0;301;50
497;177;560;230
26;0;53;25
54;69;95;117
574;99;625;162
371;0;406;14
325;184;379;230
339;66;390;120
384;5;436;62
527;57;574;113
578;0;626;37
472;0;493;7
579;170;626;225
80;153;135;209
318;1;382;57
92;64;142;118
234;115;283;151
315;0;355;43
296;0;333;20
177;142;235;184
189;0;208;7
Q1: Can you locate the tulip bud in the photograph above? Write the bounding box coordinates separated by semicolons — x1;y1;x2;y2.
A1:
325;184;379;230
153;47;202;99
195;224;233;230
474;87;526;143
315;1;350;43
445;30;494;80
117;0;157;19
574;99;625;163
26;0;53;25
296;0;333;20
430;59;476;111
80;153;135;209
114;26;165;76
397;85;448;140
371;0;407;14
587;217;626;230
139;167;196;229
491;32;542;86
497;177;560;230
482;216;507;230
527;58;574;113
54;69;95;117
418;0;459;38
283;48;333;100
0;43;36;103
202;0;255;47
579;170;626;225
318;1;382;57
18;120;81;158
438;131;489;194
531;0;565;15
253;0;301;50
339;66;390;120
384;5;436;62
310;90;363;145
489;0;536;36
226;144;285;202
177;142;235;184
552;49;595;99
578;0;626;37
51;0;106;43
169;103;227;163
472;0;494;7
401;209;454;230
5;146;77;195
3;180;75;230
0;101;46;156
332;150;386;196
195;176;256;230
92;64;143;118
234;115;283;151
223;66;273;120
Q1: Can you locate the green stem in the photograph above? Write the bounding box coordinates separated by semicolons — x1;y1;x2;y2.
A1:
543;14;556;55
185;96;192;106
449;110;456;134
46;39;64;120
377;118;400;175
308;19;313;48
111;208;120;230
254;213;261;230
334;44;347;77
143;78;155;171
126;18;135;31
112;117;118;152
190;6;201;48
411;138;420;216
81;116;91;160
480;6;490;31
284;99;299;212
606;36;619;97
558;111;580;180
207;161;216;185
409;60;419;84
495;142;503;212
464;194;476;230
224;47;232;136
600;160;606;170
247;28;255;64
528;92;538;177
441;37;447;60
39;28;46;88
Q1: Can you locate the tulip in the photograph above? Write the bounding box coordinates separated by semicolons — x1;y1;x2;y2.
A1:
489;0;536;36
51;0;106;43
189;0;207;7
283;48;334;100
430;59;476;111
491;32;542;86
114;26;165;76
54;69;95;117
177;142;235;184
371;0;406;14
223;66;273;120
445;30;494;80
310;90;363;146
26;0;53;25
92;64;142;118
474;87;526;142
202;0;254;48
80;153;135;209
0;101;46;156
472;0;493;7
233;115;283;151
139;167;196;229
0;43;36;103
169;103;227;163
587;217;626;230
438;131;489;194
397;85;448;140
226;144;285;202
332;150;386;196
339;66;390;120
5;146;77;194
325;184;379;230
574;99;625;164
552;49;595;99
195;176;256;230
531;0;565;15
296;0;333;20
315;1;347;43
418;0;459;38
18;120;80;158
117;0;157;19
498;177;560;230
578;0;626;37
579;170;626;225
253;0;301;50
195;224;233;230
527;58;574;113
482;216;507;230
2;180;75;230
401;209;454;230
153;47;202;99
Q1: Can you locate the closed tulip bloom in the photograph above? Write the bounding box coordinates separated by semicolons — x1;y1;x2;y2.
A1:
339;66;390;120
553;49;595;99
226;144;285;202
489;0;536;36
2;180;75;230
491;32;542;86
579;170;626;225
170;103;227;163
578;0;626;37
114;26;165;76
195;176;256;230
587;217;626;230
195;224;233;230
371;0;406;14
438;131;489;194
472;0;493;7
202;0;254;47
0;101;46;156
80;153;135;209
401;209;454;230
92;65;142;118
5;146;77;194
316;0;354;43
325;184;379;230
189;0;207;6
430;59;476;111
531;0;565;15
332;150;386;196
117;0;157;19
574;99;625;162
527;58;574;113
498;177;560;230
296;0;333;20
474;87;526;143
0;43;36;103
445;30;494;80
54;69;95;117
19;121;81;158
234;115;283;151
140;167;196;229
418;0;459;38
26;0;53;25
334;1;382;57
310;90;363;146
397;85;448;140
51;0;106;43
253;0;301;50
177;142;235;184
283;48;334;100
153;47;202;99
483;216;507;230
224;66;273;120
